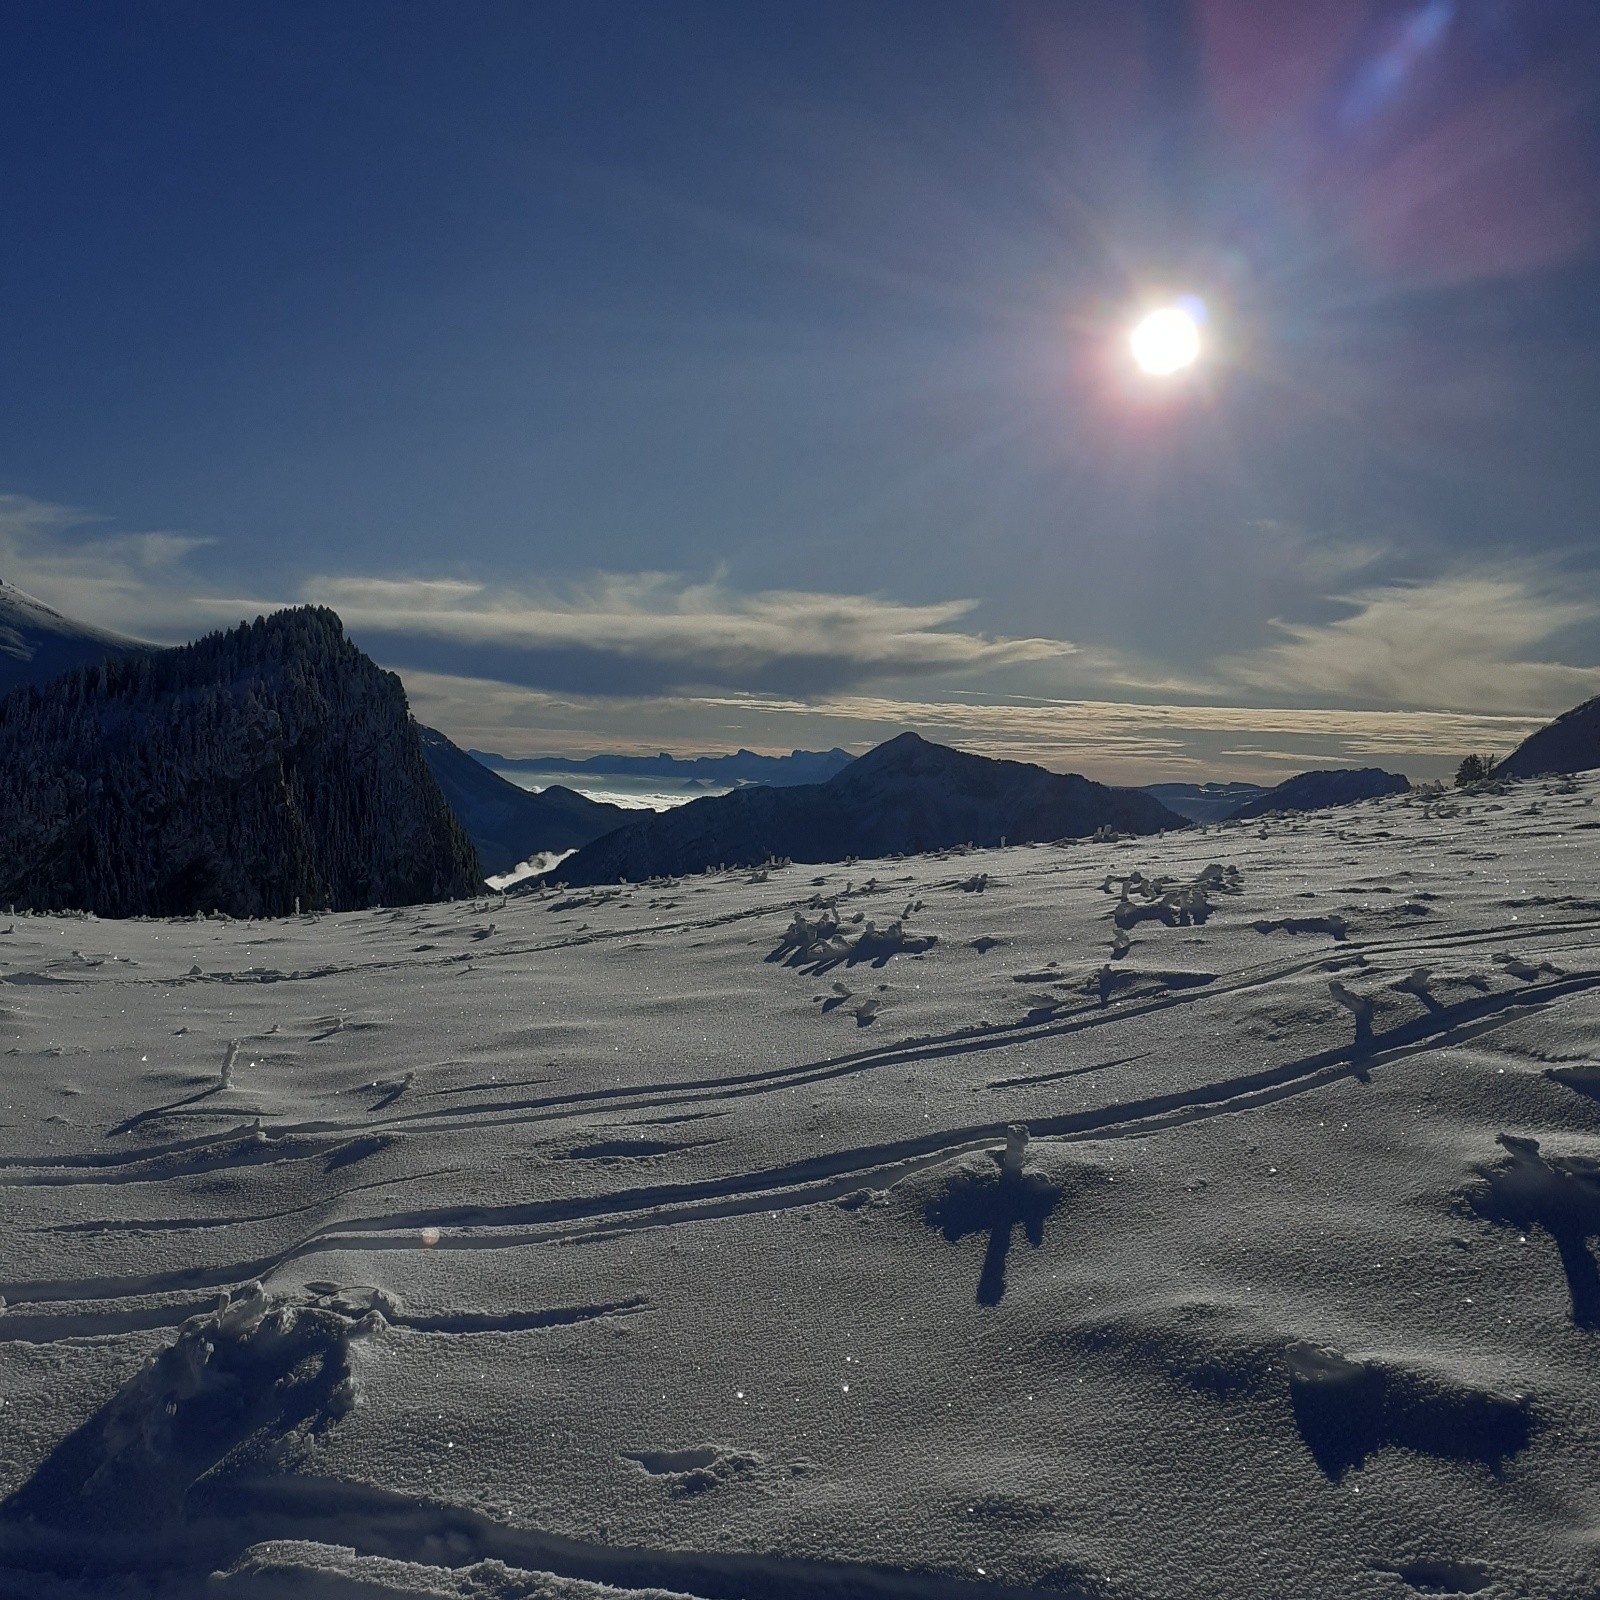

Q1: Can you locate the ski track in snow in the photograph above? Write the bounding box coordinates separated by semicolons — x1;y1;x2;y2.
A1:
3;775;1600;1597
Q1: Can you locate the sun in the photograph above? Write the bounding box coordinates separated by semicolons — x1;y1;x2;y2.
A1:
1129;303;1202;376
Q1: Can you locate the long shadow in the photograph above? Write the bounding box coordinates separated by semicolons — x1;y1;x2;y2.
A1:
1546;1064;1600;1103
15;972;1600;1312
14;973;1600;1312
924;1139;1062;1305
1286;1342;1531;1480
773;932;939;976
108;1080;223;1137
1470;1134;1600;1326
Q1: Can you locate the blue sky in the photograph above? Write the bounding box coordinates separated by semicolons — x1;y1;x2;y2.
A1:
4;1;1600;780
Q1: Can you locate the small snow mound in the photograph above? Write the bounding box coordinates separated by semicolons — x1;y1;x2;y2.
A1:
1103;863;1241;929
2;1284;373;1535
902;1132;1067;1305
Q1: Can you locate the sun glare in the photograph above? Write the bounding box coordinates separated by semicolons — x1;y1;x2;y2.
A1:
1129;304;1202;376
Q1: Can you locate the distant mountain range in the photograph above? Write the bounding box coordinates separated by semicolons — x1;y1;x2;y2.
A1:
1500;693;1600;778
546;731;1188;887
469;746;856;787
418;726;629;875
1139;781;1269;823
0;608;479;916
0;579;150;696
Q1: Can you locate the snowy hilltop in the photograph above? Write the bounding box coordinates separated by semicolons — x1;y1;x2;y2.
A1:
1225;767;1411;820
0;577;149;697
0;607;480;917
1500;693;1600;778
549;730;1188;887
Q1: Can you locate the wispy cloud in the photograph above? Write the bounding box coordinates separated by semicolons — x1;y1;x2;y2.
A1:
1218;570;1600;715
297;571;1075;696
0;493;1076;696
3;488;1591;780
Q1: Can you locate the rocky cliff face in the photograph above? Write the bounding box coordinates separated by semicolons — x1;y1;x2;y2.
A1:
548;731;1187;887
1499;695;1600;778
0;607;481;916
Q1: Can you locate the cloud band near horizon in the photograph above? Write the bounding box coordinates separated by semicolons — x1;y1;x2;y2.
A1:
1;490;1595;782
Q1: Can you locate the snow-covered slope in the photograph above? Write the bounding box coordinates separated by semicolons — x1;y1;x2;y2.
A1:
0;578;150;696
551;731;1187;887
3;773;1600;1598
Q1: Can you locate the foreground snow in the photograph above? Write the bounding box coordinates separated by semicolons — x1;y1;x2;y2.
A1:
3;775;1600;1598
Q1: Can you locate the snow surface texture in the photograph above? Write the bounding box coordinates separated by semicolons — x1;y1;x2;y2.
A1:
3;774;1600;1598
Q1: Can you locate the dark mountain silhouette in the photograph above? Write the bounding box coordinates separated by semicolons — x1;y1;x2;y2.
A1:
471;745;855;786
0;579;151;696
1499;694;1600;778
0;607;480;917
1226;768;1410;820
547;731;1187;887
1141;781;1268;823
418;725;630;875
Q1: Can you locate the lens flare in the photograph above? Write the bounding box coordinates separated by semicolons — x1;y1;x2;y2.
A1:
1129;305;1201;376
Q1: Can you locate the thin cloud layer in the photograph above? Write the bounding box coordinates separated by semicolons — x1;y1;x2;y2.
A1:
0;494;213;640
1219;571;1600;715
303;571;1074;696
400;668;1546;785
